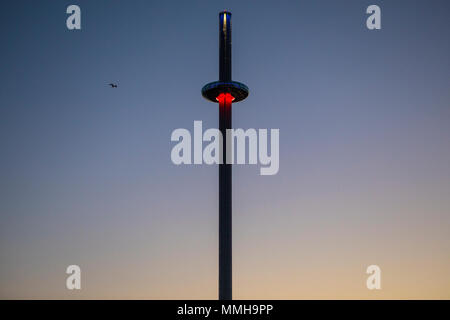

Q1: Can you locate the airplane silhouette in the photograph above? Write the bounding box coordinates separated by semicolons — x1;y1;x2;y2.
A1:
109;83;118;88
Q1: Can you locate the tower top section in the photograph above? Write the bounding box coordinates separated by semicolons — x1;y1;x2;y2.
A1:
202;11;249;104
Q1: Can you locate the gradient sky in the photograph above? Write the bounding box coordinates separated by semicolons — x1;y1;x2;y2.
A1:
1;0;449;299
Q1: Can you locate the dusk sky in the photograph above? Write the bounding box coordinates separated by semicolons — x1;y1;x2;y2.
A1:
1;0;449;299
